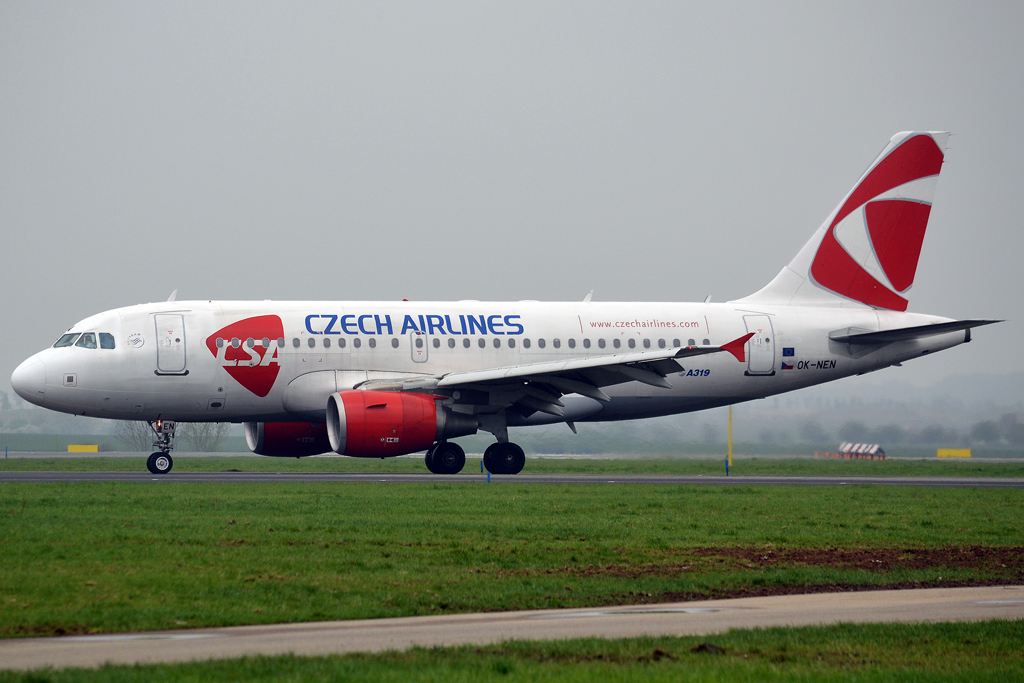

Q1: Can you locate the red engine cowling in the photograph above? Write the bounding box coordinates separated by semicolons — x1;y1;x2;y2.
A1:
326;390;477;457
244;421;331;457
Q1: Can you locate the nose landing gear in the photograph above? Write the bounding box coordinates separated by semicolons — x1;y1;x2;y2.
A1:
147;420;176;474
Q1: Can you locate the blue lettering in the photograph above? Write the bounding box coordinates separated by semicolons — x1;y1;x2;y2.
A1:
323;314;340;335
467;315;487;335
358;315;374;335
504;315;524;335
445;315;465;335
427;315;446;335
418;315;427;334
340;315;358;335
487;315;505;335
400;315;420;334
305;315;322;335
375;314;393;335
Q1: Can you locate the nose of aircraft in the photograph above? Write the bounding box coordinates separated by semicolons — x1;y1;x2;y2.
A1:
11;356;46;406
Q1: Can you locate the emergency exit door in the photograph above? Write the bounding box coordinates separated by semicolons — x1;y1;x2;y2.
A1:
743;315;775;376
155;314;188;375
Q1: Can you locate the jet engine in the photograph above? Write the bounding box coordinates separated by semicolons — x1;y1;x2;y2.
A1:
244;421;331;457
326;390;477;457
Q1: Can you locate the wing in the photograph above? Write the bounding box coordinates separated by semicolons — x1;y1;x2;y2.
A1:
359;333;754;418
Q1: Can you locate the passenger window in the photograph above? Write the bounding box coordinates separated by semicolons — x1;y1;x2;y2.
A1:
508;338;516;348
688;338;696;346
568;339;576;349
324;338;332;348
392;338;400;348
368;338;377;348
583;339;590;349
262;337;270;348
523;338;531;349
553;339;560;349
354;338;362;348
339;338;346;348
463;338;471;348
538;339;546;349
415;337;423;349
99;333;115;349
231;338;240;348
493;338;501;348
613;339;621;349
673;339;680;347
246;338;255;348
75;333;97;349
643;339;651;349
432;338;440;348
277;338;285;348
598;339;605;349
216;338;225;349
307;338;316;348
658;339;666;349
478;338;486;348
628;339;636;349
292;338;300;348
53;333;80;348
703;338;710;345
447;338;455;348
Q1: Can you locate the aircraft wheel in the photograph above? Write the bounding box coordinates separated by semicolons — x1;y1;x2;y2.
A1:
431;442;465;475
147;452;173;474
424;444;440;474
484;443;525;475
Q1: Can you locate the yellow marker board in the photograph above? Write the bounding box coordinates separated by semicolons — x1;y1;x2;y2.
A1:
67;445;99;453
937;448;971;459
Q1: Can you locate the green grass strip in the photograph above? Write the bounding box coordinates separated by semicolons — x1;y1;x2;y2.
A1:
2;621;1023;681
1;483;1022;637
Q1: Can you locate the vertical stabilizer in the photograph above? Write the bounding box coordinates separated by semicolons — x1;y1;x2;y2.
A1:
737;131;949;310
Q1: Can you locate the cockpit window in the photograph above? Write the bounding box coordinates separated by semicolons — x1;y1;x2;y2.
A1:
53;333;80;348
75;332;97;349
99;333;115;349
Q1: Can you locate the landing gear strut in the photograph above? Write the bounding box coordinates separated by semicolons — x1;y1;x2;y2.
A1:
483;442;525;475
425;442;466;475
147;420;176;474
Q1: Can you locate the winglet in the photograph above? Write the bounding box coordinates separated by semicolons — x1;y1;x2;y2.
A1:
721;333;754;362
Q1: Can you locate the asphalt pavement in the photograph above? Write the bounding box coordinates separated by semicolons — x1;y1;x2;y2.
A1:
2;585;1022;670
2;471;1023;487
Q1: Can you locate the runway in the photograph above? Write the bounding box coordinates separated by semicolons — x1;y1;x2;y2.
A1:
2;585;1022;670
2;471;1024;487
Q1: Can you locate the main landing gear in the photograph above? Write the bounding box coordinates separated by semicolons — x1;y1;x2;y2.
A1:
147;420;176;474
483;442;525;475
425;441;466;475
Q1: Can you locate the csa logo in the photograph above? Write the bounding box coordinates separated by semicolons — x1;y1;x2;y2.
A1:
205;315;284;398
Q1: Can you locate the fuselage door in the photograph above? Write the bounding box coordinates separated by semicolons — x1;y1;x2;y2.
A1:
155;314;188;375
410;331;428;363
743;315;775;376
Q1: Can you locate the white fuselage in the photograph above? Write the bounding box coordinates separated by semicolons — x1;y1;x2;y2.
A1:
12;299;964;427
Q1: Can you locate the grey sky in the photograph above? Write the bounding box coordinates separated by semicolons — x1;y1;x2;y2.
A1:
2;2;1022;394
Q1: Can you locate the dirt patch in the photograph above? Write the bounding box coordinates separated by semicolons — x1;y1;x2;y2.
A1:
536;545;1024;580
625;576;1024;605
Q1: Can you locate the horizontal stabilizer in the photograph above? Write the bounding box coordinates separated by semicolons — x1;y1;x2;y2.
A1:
828;320;1001;345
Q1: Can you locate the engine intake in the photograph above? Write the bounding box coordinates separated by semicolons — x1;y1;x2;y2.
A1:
326;390;477;457
244;421;331;457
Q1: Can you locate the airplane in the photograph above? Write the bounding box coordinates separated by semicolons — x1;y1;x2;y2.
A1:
10;131;998;475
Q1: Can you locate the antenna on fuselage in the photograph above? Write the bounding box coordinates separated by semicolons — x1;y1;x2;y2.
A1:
167;289;178;302
583;290;593;303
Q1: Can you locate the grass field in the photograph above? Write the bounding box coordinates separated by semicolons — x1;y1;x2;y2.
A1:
1;481;1021;638
3;621;1023;681
3;454;1024;477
